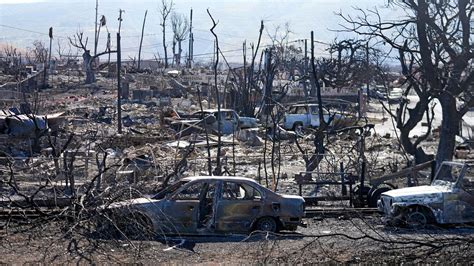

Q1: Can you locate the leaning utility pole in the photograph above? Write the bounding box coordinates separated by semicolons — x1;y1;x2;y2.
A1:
138;10;148;71
94;0;99;56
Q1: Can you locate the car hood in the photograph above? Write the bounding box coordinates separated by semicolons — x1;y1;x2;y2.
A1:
107;197;160;209
382;185;450;199
280;194;305;202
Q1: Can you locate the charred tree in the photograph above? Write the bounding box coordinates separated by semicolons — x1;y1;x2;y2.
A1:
207;9;222;175
171;12;189;66
69;32;116;84
339;0;474;165
159;0;173;68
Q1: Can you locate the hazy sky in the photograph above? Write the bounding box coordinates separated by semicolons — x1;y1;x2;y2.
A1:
0;0;404;62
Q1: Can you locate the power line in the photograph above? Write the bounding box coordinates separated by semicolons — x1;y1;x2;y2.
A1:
0;24;67;39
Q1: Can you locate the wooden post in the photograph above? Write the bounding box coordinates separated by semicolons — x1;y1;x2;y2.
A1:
117;32;122;134
340;162;346;196
366;41;370;103
138;10;148;71
303;39;308;97
359;161;366;206
46;27;53;89
187;8;193;68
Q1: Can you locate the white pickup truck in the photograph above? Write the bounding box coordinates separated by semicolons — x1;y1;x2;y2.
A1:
378;161;474;227
171;109;259;136
282;104;343;131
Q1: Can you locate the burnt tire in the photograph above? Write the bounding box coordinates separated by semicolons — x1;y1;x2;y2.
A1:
255;217;278;233
368;187;392;208
292;122;304;135
404;207;434;229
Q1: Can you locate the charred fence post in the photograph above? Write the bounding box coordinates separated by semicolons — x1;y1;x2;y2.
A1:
340;162;346;196
359;161;366;205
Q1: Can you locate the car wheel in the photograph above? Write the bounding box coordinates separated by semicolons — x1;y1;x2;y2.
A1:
255;217;278;232
368;187;392;208
292;123;304;135
405;209;429;229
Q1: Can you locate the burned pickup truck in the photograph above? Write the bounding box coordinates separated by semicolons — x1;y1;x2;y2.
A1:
282;103;354;132
101;176;305;237
169;109;258;137
378;161;474;227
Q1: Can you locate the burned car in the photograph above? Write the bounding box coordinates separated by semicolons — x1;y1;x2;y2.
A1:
103;176;305;236
170;109;258;137
282;103;352;132
378;161;474;227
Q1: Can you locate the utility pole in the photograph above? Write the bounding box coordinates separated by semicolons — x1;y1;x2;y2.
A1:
365;41;370;103
138;10;148;71
117;33;122;134
263;48;273;116
94;0;98;56
303;39;308;97
47;27;53;85
187;8;193;68
48;27;53;69
118;9;124;33
117;10;124;134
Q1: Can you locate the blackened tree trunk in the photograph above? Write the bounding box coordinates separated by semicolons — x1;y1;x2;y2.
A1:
163;28;168;68
436;93;460;164
82;50;95;84
159;0;173;69
178;39;182;66
338;0;473;167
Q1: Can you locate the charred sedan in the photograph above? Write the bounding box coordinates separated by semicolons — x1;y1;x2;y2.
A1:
103;176;305;236
378;161;474;227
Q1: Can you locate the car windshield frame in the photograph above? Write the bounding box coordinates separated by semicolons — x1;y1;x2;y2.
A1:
432;162;469;187
151;181;188;199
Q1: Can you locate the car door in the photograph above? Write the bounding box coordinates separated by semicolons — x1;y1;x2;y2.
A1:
441;166;474;223
161;180;205;234
215;181;264;232
458;170;474;222
309;105;320;127
302;106;311;127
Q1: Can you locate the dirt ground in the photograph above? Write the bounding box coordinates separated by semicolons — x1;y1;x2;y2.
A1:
1;215;472;264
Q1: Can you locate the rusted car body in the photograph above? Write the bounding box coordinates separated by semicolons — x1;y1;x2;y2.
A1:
170;109;258;136
106;176;305;235
378;162;474;227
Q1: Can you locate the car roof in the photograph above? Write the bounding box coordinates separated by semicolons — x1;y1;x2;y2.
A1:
195;109;235;113
290;104;319;107
182;176;258;183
